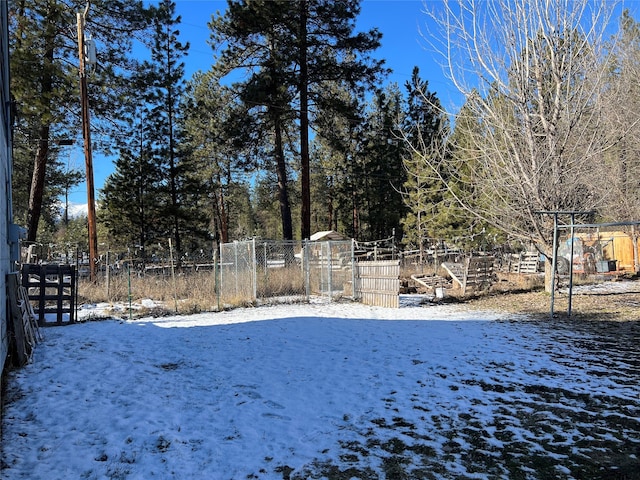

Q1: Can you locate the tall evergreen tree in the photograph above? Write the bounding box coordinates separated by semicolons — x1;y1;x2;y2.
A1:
359;84;407;241
9;0;150;241
181;71;258;243
100;101;162;258
400;67;450;252
143;0;191;253
311;81;365;237
210;0;297;240
210;0;385;240
295;1;386;240
101;1;201;257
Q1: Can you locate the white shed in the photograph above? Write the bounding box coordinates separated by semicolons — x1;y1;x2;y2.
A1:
309;230;347;242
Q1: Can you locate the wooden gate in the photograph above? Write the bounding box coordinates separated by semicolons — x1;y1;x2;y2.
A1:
21;264;76;325
355;260;400;308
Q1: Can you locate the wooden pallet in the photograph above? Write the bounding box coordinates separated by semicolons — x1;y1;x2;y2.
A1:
508;252;540;274
442;256;495;295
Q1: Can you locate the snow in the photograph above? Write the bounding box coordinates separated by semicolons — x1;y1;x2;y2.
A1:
2;294;639;479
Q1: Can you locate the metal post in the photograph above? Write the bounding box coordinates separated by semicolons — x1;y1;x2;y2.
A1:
252;238;257;302
351;238;357;300
327;241;333;298
304;240;310;301
550;213;559;318
214;244;220;311
127;262;132;321
105;250;110;299
169;238;178;313
77;4;98;282
568;213;576;317
234;241;238;297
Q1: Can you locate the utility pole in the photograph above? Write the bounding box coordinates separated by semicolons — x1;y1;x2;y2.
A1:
77;2;98;282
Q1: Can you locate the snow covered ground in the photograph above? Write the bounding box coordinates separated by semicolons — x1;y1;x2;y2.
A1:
2;296;639;479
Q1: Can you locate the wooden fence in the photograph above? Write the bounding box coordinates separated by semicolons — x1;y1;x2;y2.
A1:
355;260;400;308
21;264;76;325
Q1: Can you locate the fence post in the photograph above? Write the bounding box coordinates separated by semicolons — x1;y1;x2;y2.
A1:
304;239;310;301
252;238;257;302
234;241;239;298
215;243;221;310
169;238;178;313
327;241;333;298
105;250;110;300
351;238;358;300
127;262;132;321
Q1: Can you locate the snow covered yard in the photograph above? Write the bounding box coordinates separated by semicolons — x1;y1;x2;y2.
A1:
1;299;639;479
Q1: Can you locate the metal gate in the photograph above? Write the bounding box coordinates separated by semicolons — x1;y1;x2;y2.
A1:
303;240;354;299
217;239;355;305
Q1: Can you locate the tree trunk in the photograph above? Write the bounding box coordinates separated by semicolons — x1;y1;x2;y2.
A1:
327;176;334;231
216;187;229;244
27;128;50;242
298;0;311;240
167;65;181;254
274;114;293;241
27;25;55;242
137;120;147;265
352;188;359;239
544;256;554;294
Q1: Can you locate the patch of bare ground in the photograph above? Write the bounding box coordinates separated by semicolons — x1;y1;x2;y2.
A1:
451;276;640;321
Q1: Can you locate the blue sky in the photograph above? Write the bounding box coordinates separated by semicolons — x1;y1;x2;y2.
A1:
70;0;640;208
177;1;454;97
69;0;451;207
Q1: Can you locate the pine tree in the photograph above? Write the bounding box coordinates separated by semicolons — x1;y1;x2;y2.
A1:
100;105;162;259
294;1;386;240
143;0;191;254
359;84;407;241
181;71;261;243
210;0;385;240
101;1;209;257
400;67;449;253
311;81;365;237
9;0;150;241
210;0;297;240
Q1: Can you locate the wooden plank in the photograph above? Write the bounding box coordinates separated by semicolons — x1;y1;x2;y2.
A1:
441;262;465;288
411;274;451;291
507;252;538;274
19;286;42;342
356;260;400;308
518;252;539;274
7;272;29;366
463;256;494;295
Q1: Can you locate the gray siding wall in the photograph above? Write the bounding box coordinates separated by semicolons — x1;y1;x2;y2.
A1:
1;0;12;377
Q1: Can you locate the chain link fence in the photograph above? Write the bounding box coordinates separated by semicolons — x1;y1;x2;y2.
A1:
219;239;355;305
303;239;354;299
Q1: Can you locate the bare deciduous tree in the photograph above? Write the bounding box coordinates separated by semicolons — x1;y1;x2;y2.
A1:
415;0;621;290
599;11;640;271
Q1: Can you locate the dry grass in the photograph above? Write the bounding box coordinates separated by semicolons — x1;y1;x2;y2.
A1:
78;266;640;322
79;271;222;315
256;266;305;298
464;277;640;322
78;266;308;316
